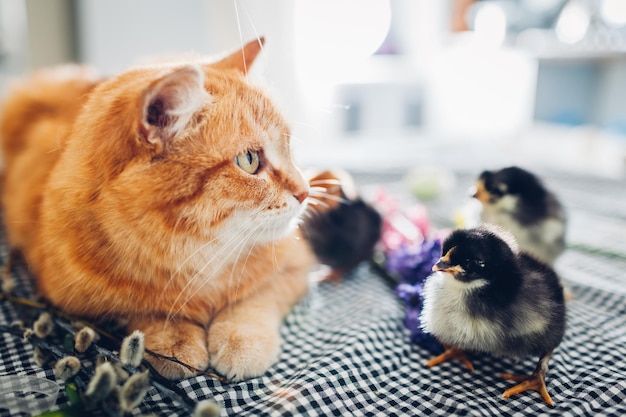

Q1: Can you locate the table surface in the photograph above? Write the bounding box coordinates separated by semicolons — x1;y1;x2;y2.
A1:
1;167;625;417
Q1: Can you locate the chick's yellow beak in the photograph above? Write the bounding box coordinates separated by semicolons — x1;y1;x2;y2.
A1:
433;248;453;272
432;261;448;272
432;247;464;274
473;180;490;204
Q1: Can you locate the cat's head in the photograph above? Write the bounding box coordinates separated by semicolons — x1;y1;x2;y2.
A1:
65;38;308;247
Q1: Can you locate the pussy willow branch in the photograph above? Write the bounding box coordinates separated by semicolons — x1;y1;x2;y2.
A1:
0;290;227;412
0;323;195;416
0;291;226;380
0;298;197;412
0;323;91;390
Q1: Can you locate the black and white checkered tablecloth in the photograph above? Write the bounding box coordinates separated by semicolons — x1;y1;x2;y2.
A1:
1;170;626;416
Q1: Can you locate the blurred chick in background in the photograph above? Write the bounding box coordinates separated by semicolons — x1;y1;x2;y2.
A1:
472;166;566;266
420;225;566;406
301;169;382;284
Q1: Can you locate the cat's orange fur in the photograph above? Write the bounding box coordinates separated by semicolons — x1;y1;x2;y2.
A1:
1;39;315;380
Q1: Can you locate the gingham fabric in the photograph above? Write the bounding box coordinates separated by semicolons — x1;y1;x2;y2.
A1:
1;169;626;417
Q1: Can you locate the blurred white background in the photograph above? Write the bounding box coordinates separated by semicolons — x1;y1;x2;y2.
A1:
1;0;625;177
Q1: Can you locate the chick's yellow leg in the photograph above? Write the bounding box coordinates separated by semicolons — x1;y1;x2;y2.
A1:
425;345;474;372
501;351;554;406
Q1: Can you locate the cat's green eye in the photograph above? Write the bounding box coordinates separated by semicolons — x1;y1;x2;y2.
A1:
235;150;260;174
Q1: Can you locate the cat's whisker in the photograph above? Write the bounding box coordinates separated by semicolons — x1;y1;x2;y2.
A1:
228;221;266;306
309;186;330;193
330;103;352;110
309;179;343;187
271;225;279;271
302;197;325;213
308;187;342;195
46;147;61;154
316;103;352;115
200;213;264;311
175;224;248;281
306;199;331;209
170;209;260;277
161;222;237;301
160;215;197;294
287;120;325;137
238;1;263;54
169;239;213;280
167;203;268;324
301;207;327;224
224;218;263;300
285;133;303;144
279;131;306;146
308;190;349;205
267;226;276;274
309;185;343;196
233;0;247;77
285;119;319;130
316;107;338;116
165;221;255;324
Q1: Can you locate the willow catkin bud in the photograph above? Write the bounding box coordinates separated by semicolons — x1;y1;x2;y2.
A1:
34;346;51;367
74;326;98;353
84;361;117;404
120;330;145;367
1;276;16;294
193;399;221;417
33;313;54;338
54;356;81;379
119;370;151;411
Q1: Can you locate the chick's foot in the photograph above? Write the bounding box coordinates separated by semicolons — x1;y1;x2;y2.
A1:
501;371;553;406
425;346;474;372
501;351;555;406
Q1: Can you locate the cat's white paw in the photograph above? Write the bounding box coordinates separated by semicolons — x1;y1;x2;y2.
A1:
208;321;280;382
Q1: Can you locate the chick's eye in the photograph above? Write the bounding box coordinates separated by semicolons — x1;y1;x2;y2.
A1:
465;259;485;269
490;183;507;197
235;150;260;174
489;186;503;197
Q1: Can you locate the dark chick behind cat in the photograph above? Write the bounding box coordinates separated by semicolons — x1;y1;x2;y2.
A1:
302;169;382;283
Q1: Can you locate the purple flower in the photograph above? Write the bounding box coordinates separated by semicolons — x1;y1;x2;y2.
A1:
405;303;443;353
387;239;441;285
388;239;443;353
396;283;423;306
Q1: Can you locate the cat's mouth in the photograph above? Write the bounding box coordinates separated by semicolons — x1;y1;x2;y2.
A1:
253;206;303;243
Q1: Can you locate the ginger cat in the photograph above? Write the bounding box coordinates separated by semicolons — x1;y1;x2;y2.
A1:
0;38;315;381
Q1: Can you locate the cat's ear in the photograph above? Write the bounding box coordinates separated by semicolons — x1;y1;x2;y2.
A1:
138;65;208;151
213;37;265;74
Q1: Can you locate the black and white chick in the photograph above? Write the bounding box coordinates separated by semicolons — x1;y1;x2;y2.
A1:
420;225;566;406
301;169;382;284
472;166;566;266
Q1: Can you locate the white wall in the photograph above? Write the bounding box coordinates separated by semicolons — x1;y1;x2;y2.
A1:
74;0;300;129
25;0;74;68
75;0;212;73
0;0;28;91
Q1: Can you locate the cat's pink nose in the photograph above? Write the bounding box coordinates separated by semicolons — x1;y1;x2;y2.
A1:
293;190;309;204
